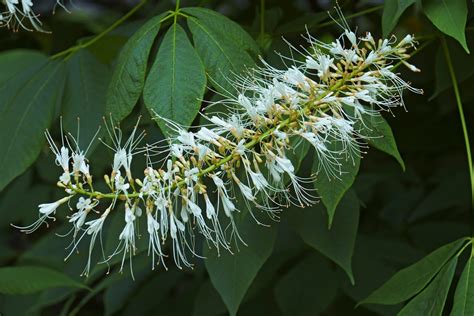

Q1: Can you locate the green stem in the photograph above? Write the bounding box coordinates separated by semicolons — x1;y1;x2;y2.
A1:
51;0;148;59
70;64;360;201
441;36;474;232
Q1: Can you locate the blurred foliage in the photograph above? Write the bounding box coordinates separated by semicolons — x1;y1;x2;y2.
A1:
0;0;473;315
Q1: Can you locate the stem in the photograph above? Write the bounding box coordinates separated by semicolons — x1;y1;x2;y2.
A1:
51;0;148;59
441;36;474;232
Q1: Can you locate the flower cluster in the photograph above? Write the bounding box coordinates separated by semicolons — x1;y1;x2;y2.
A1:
0;0;65;32
14;27;422;276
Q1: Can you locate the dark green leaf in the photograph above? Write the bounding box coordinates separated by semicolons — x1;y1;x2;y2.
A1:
399;257;457;316
286;136;310;174
422;0;469;53
63;50;111;143
106;12;168;122
204;214;277;316
451;256;474;316
182;7;259;56
0;266;88;295
313;141;360;227
143;23;206;136
0;50;47;85
0;60;66;192
289;189;360;284
382;0;415;37
359;238;467;306
358;111;405;170
186;15;255;94
274;253;338;315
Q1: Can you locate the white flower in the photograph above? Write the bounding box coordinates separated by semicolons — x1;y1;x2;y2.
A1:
147;210;166;270
12;196;71;234
306;55;334;80
283;66;310;91
113;149;127;173
169;214;189;269
177;131;196;148
196;127;221;145
113;204;138;277
114;171;130;194
45;130;71;184
72;152;90;176
81;206;111;277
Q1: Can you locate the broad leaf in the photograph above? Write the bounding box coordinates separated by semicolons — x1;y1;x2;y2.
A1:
399;257;457;315
286;136;310;173
186;15;256;94
182;7;259;56
63;50;111;143
0;50;47;85
204;214;277;316
0;266;88;295
359;238;467;306
106;12;168;122
0;60;66;192
451;256;474;316
358;111;405;170
382;0;415;37
289;189;360;284
143;23;206;136
313;141;360;227
274;253;338;315
422;0;469;53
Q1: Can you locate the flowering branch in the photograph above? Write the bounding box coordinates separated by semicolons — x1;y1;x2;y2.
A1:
14;23;422;276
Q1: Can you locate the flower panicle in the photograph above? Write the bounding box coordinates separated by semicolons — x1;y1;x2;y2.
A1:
0;0;66;32
13;27;422;276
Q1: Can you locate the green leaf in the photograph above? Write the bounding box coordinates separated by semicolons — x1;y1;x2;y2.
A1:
182;7;259;56
312;141;360;228
143;23;206;136
186;15;256;94
399;257;458;316
274;253;338;315
0;50;47;85
0;266;88;295
451;256;474;316
288;189;360;284
382;0;415;37
358;111;405;170
359;238;467;306
106;12;168;122
422;0;469;53
204;214;277;316
63;50;111;143
0;60;66;192
286;136;310;173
